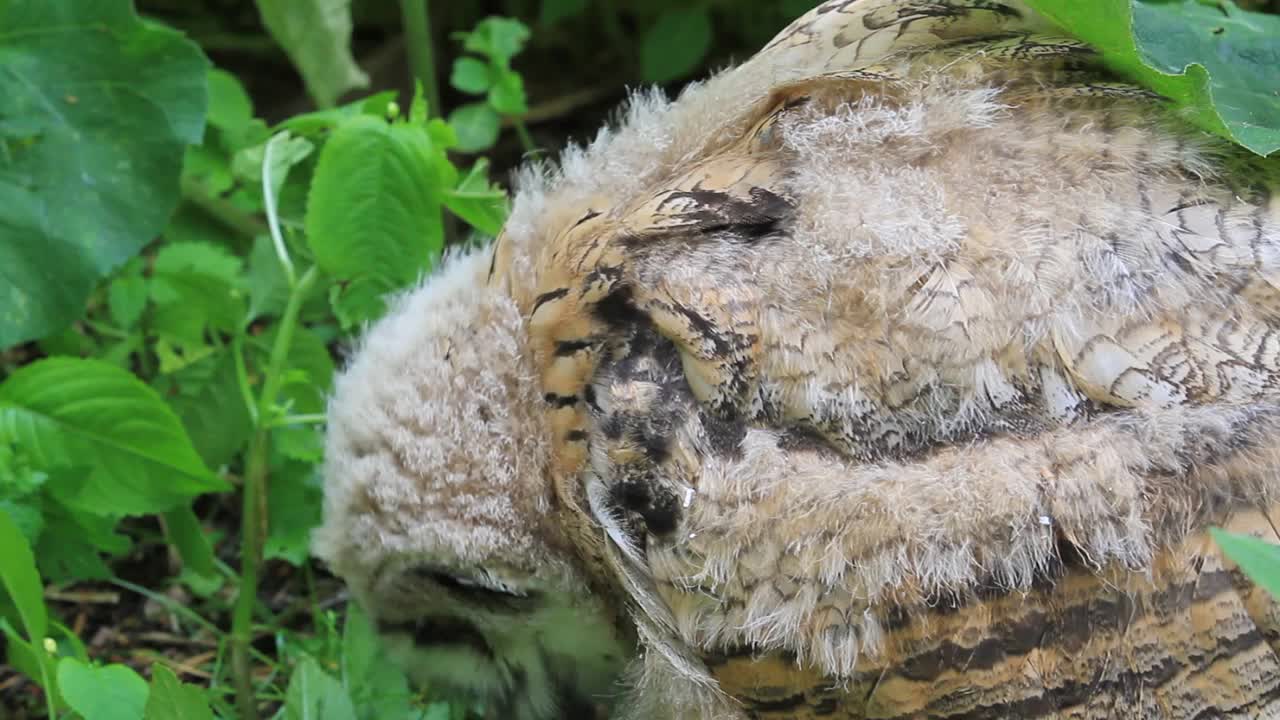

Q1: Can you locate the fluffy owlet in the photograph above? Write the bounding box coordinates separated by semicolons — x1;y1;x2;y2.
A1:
313;1;1280;718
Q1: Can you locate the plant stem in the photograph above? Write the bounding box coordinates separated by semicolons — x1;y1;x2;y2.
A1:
512;118;537;155
181;175;267;243
230;265;318;720
400;0;442;119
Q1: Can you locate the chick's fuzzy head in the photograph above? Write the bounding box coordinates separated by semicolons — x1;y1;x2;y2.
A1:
312;247;629;719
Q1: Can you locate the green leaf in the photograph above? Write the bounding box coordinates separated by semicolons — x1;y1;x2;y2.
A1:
640;7;713;84
444;159;509;237
451;57;492;94
109;275;149;331
149;242;246;344
488;71;529;116
448;103;502;153
246;236;292;322
232;132;315;199
461;17;531;63
328;277;389;330
57;658;148;720
254;0;369;108
0;505;47;643
540;0;588;25
35;499;125;583
163;505;223;597
1212;527;1280;599
265;460;322;566
282;656;357;720
206;68;254;137
305;116;449;320
144;665;214;720
0;0;209;348
276;91;400;137
1026;0;1280;157
341;604;414;720
0;358;227;516
166;351;254;468
0;443;49;544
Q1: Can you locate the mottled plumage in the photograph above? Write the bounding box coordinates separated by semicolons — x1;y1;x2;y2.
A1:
316;1;1280;718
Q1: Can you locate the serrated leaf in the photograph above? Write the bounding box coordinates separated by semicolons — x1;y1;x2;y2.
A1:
451;57;492;94
488;71;528;116
448;103;501;153
144;665;214;720
328;277;389;330
108;275;149;330
0;506;47;643
640;7;712;84
166;350;253;467
305;116;449;320
265;460;322;566
461;17;531;63
341;604;414;720
58;658;148;720
150;242;246;342
36;496;128;583
540;0;588;25
1027;0;1280;156
0;359;227;516
0;1;209;349
444;160;508;236
255;0;369;108
282;656;357;720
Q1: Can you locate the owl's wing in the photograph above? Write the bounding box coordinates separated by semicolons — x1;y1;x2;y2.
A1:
515;0;1280;717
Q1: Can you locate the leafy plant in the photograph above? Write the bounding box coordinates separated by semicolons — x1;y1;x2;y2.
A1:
0;0;208;348
1;0;1277;718
448;17;536;152
1026;0;1280;156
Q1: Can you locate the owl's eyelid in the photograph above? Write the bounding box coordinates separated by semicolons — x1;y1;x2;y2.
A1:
413;565;533;599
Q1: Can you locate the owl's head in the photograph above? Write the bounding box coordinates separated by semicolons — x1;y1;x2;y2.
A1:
312;247;631;719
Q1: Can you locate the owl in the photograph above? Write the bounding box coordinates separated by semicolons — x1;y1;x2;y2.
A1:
312;1;1280;718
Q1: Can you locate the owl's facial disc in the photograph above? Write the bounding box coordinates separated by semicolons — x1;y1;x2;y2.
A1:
313;247;632;718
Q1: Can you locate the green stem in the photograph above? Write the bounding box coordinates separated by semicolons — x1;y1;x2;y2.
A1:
399;0;459;248
181;176;266;243
267;413;327;427
512;118;537;154
38;650;55;720
230;265;318;720
400;0;442;119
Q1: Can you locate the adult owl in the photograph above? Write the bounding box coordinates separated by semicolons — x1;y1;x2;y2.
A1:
312;0;1280;718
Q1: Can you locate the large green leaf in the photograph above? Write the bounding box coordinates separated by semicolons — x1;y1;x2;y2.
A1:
305;115;449;326
57;658;149;720
0;358;227;516
0;1;208;348
1027;0;1280;156
255;0;369;108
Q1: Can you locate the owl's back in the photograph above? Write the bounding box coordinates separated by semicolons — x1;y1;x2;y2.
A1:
491;1;1280;717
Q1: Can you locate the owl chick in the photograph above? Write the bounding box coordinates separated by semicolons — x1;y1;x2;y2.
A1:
316;0;1280;718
